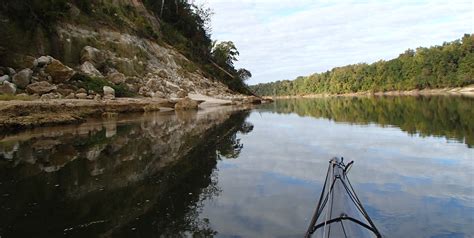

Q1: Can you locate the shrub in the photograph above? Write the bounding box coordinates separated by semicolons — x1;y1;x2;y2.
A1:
70;73;135;97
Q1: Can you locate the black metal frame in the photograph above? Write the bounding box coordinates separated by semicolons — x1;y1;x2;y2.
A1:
305;158;382;238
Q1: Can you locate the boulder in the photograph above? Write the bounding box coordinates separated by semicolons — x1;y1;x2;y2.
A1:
35;56;52;67
45;59;75;83
0;75;10;83
57;88;75;96
80;61;103;78
244;96;262;104
152;91;166;98
26;81;57;95
23;56;36;69
139;86;155;97
0;81;16;95
106;72;126;85
81;46;106;67
103;86;115;100
65;93;76;99
174;97;198;110
40;93;59;100
37;69;51;81
157;70;168;78
177;90;188;98
7;68;16;76
75;93;88;99
145;78;162;92
12;69;33;88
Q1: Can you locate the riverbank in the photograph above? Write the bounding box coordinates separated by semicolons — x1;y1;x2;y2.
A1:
264;85;474;99
0;94;266;131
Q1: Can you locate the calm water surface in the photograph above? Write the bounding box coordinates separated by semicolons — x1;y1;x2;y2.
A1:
0;96;473;237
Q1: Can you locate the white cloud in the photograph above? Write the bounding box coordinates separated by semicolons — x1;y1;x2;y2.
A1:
195;0;473;84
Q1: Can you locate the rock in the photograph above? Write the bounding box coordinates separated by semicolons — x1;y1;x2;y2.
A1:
157;70;168;78
0;75;10;83
0;81;16;94
81;46;106;67
94;94;102;101
126;83;139;93
35;56;52;67
40;93;59;100
243;96;262;104
126;76;140;84
76;88;87;94
7;68;16;76
103;86;115;100
75;93;88;99
45;59;75;83
174;97;198;110
177;90;187;98
145;78;161;92
106;72;126;85
23;56;36;69
57;88;74;96
80;61;103;78
152;91;166;98
65;93;76;99
26;81;57;95
12;69;33;89
139;86;153;97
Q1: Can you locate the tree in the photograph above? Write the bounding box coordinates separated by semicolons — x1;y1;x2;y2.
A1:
251;34;474;96
212;41;239;67
237;68;252;81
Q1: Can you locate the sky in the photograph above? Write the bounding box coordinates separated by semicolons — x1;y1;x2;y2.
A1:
193;0;473;85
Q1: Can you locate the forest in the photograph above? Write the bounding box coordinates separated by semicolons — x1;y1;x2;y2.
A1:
251;34;473;96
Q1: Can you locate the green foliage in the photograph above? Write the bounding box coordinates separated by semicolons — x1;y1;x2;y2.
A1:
252;34;474;96
70;73;135;98
0;0;70;30
212;41;239;67
0;0;254;95
237;68;252;81
142;0;252;94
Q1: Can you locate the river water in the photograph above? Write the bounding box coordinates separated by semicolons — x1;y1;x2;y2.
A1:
0;96;473;237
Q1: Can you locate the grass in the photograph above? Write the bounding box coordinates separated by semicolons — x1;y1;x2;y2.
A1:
0;94;36;101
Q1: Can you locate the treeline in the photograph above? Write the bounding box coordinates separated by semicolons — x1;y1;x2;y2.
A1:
258;96;474;147
0;0;252;94
252;34;474;96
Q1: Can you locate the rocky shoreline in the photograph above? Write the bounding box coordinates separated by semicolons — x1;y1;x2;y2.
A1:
0;49;268;132
264;85;474;99
0;95;267;132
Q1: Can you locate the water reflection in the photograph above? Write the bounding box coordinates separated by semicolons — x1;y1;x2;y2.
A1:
0;108;253;237
260;96;474;147
1;96;473;238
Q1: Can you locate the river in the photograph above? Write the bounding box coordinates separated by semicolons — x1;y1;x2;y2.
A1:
0;96;473;237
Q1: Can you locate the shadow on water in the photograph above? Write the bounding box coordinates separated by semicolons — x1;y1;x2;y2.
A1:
259;96;474;147
0;108;253;237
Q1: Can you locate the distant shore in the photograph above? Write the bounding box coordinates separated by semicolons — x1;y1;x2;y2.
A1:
263;84;474;99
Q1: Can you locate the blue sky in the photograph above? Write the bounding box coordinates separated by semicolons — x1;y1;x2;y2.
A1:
194;0;473;85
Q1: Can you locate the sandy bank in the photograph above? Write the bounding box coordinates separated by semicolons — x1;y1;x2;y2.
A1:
265;85;474;99
0;95;265;131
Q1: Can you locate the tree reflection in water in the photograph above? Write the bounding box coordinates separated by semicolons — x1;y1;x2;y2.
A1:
0;108;253;237
260;96;474;147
